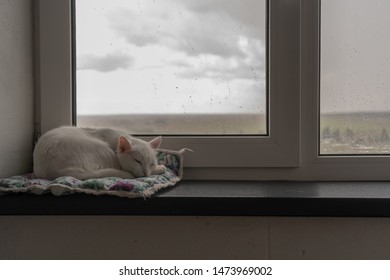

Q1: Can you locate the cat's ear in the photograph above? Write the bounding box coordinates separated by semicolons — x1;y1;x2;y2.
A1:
118;136;132;153
149;136;162;150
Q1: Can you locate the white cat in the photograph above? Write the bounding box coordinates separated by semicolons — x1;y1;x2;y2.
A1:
33;126;166;180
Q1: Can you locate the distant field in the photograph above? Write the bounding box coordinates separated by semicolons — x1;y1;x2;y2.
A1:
78;112;390;154
320;112;390;154
77;113;267;135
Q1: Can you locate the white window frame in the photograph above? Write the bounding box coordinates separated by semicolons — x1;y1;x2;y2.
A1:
35;0;390;180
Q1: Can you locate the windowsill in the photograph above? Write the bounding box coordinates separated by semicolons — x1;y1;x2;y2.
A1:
1;180;390;216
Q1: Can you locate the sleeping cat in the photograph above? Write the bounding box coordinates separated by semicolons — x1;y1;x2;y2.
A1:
33;126;166;180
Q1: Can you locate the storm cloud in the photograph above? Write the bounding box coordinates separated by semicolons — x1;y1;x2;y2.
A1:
174;39;266;81
106;0;265;59
77;52;134;72
173;0;266;39
103;0;266;82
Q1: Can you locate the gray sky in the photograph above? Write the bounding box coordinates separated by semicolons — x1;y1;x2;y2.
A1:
321;0;390;113
76;0;389;116
76;0;266;115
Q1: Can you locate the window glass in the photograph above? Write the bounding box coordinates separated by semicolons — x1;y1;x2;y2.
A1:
320;0;390;154
75;0;267;135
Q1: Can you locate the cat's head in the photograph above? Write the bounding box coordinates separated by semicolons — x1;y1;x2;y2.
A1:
116;135;162;177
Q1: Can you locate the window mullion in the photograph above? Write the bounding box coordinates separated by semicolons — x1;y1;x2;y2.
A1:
36;0;73;136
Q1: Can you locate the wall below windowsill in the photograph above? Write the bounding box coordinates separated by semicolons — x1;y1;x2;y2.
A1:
1;181;390;216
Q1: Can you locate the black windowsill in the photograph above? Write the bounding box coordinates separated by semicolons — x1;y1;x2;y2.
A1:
1;181;390;216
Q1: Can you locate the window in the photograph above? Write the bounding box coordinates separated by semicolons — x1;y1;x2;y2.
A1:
320;0;390;155
36;0;300;170
75;0;267;136
35;0;390;180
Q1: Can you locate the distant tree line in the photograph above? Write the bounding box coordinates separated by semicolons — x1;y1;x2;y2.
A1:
321;127;390;144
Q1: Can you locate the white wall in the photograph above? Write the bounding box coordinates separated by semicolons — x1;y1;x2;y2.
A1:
0;0;34;177
1;216;390;260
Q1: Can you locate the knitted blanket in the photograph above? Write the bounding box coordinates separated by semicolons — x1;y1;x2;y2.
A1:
0;149;187;198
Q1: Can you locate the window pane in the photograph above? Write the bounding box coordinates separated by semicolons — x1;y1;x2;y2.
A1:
320;0;390;154
75;0;267;135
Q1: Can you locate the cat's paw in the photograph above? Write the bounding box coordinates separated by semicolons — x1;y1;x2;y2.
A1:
121;172;136;179
152;165;167;175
